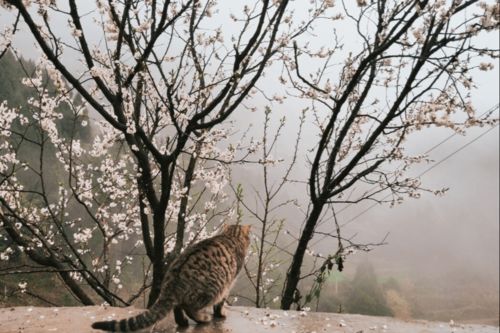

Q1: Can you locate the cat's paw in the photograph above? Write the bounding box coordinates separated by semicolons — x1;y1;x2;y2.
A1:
197;312;212;323
187;310;211;324
213;309;226;319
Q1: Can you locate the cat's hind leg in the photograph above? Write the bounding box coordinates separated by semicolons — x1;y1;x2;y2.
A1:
174;306;189;327
213;300;226;319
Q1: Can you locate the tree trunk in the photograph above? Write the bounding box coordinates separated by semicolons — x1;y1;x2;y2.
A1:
280;202;324;310
147;211;166;307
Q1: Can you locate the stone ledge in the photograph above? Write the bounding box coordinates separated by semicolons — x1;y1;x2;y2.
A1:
0;305;497;333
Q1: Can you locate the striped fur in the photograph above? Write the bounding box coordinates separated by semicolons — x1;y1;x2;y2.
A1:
91;224;251;332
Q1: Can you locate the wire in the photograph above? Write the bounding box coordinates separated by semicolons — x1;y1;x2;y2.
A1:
272;104;499;253
318;104;500;227
310;121;499;248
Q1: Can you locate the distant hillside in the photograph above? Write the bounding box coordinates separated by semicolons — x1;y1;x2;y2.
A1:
0;50;91;142
0;51;94;308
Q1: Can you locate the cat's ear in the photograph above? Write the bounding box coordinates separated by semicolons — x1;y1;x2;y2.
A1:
221;224;229;232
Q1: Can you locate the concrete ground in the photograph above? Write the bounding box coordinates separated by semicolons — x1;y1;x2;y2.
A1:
0;305;498;333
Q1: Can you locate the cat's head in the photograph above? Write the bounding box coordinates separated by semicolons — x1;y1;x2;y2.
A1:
221;224;252;241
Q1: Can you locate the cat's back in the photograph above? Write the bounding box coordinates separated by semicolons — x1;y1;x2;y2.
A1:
170;234;238;276
165;234;240;305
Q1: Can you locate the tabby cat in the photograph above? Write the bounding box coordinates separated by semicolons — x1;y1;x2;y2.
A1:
91;224;251;332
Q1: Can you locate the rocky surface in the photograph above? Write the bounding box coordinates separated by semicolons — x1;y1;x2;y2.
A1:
0;305;498;333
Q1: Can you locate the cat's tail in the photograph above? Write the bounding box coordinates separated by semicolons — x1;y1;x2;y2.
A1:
91;294;175;332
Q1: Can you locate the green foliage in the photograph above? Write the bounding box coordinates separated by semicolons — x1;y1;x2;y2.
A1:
0;52;36;108
235;183;244;224
342;261;392;316
302;254;342;309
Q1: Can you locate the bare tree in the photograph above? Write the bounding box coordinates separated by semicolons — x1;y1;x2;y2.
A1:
280;0;499;310
233;106;305;308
